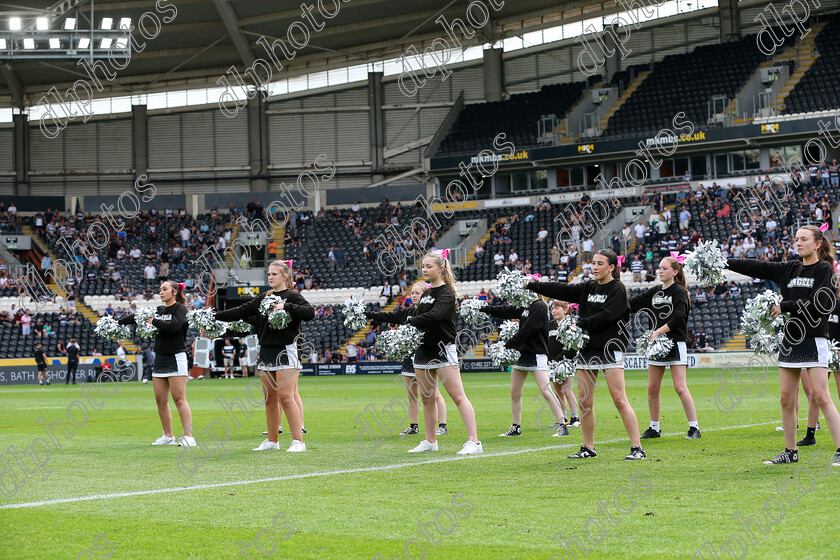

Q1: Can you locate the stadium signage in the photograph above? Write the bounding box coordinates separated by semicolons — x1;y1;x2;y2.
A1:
429;115;826;171
761;123;780;134
577;144;595;154
643;130;705;147
469;149;529;165
2;235;31;250
227;286;269;299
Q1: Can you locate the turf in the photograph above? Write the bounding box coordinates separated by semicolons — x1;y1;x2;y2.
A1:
0;368;839;560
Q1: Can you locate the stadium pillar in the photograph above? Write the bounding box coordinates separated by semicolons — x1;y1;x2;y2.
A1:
132;105;148;184
13;113;29;196
368;72;385;173
248;96;269;192
718;0;741;42
603;25;620;84
483;48;504;102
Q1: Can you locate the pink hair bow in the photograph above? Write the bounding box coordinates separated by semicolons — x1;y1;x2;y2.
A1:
820;222;829;232
527;274;541;280
283;259;294;267
835;261;840;274
440;249;450;260
616;255;625;268
177;282;186;291
669;251;686;264
569;303;579;309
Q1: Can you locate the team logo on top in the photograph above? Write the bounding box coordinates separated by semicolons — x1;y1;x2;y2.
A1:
587;294;607;303
419;296;435;304
787;278;814;288
155;314;172;321
652;294;673;306
830;314;839;324
521;310;529;317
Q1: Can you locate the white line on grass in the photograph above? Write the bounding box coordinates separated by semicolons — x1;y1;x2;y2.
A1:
0;420;779;510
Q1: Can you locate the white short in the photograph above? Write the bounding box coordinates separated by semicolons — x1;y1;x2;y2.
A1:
413;343;458;370
259;344;300;371
649;341;688;367
778;337;829;369
512;353;549;371
577;350;624;370
152;352;189;378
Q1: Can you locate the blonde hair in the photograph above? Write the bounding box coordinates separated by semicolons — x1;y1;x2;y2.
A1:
268;260;293;290
550;299;569;312
412;280;432;292
424;250;458;298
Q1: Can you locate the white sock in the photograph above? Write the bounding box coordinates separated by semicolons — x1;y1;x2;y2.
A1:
689;421;699;429
650;421;660;431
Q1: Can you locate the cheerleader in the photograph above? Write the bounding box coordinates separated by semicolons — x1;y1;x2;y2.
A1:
528;249;645;460
485;295;569;437
118;281;195;446
405;250;482;455
726;225;840;466
364;281;447;436
214;260;314;452
630;256;700;440
548;300;580;427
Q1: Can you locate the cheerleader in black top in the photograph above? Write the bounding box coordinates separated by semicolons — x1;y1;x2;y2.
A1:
118;281;194;446
485;295;569;437
528;249;645;460
726;225;840;466
404;250;482;455
365;281;447;436
630;256;700;440
548;300;580;427
214;260;315;453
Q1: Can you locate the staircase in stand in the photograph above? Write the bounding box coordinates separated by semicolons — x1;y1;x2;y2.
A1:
776;22;826;113
599;71;650;133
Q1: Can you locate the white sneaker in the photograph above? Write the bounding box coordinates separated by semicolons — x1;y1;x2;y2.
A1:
408;440;439;453
142;379;149;385
151;434;176;446
286;440;306;452
456;438;484;455
253;439;280;451
177;435;197;447
775;426;784;431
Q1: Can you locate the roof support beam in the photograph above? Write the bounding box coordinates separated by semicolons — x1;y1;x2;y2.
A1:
0;64;24;110
211;0;255;67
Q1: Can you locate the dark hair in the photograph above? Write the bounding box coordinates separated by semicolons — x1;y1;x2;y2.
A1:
595;249;621;280
798;225;835;268
163;281;187;305
661;257;688;291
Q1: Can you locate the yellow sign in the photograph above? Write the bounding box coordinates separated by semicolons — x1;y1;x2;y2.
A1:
0;355;136;366
236;286;262;297
761;123;780;134
577;144;595;154
432;201;478;212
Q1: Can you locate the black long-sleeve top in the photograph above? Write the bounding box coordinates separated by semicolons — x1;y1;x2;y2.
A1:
527;279;631;352
547;318;577;361
629;283;691;342
726;258;833;338
366;306;414;325
119;303;188;355
485;299;549;354
404;284;457;350
214;289;315;346
828;298;840;341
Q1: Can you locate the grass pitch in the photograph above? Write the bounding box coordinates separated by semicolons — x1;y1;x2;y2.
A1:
0;368;838;560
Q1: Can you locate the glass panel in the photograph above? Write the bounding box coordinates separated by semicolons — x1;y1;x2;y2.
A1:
730;151;744;171
511;173;529;191
570;167;584;186
531;169;548;190
744;148;760;170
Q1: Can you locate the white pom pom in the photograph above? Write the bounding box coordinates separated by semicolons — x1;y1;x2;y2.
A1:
376;325;424;360
488;341;520;368
342;296;368;331
684;240;727;287
635;331;674;360
554;316;589;351
94;316;132;341
496;267;536;307
740;290;786;355
458;298;488;326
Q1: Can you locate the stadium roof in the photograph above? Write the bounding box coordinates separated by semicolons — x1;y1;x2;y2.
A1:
0;0;613;106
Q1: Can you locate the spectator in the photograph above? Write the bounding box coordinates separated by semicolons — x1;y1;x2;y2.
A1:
728;282;742;297
536;227;549;243
474;243;485;257
144;262;156;286
679;206;691;230
556;264;568;283
21;311;31;337
328;246;336;270
694;288;708;306
551;243;560;268
222;338;235;379
581;236;594;262
347;342;358;363
630;255;644;282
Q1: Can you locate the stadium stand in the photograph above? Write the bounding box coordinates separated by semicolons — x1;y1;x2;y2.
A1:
783;14;840;114
604;37;764;137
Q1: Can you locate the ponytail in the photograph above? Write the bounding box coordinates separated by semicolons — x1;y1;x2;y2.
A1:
595;249;621;280
269;259;294;290
164;280;187;305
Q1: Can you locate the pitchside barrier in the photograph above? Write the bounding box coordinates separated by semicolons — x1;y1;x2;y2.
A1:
0;356;140;385
0;352;764;385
